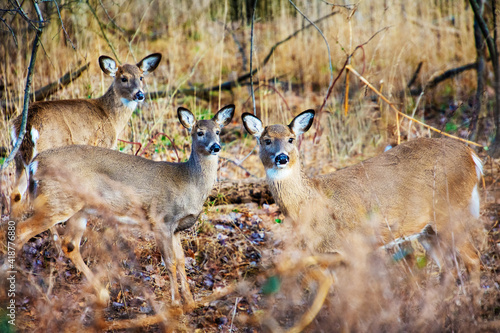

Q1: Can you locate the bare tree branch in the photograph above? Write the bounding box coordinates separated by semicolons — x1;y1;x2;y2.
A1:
2;0;44;171
145;11;338;100
86;0;120;63
0;15;18;46
52;0;76;49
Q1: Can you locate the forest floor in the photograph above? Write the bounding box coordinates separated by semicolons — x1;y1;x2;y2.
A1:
1;150;499;332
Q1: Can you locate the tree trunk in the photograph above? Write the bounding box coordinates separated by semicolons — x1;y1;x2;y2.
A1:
470;0;485;141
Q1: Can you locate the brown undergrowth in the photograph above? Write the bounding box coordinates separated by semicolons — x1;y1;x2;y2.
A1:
1;1;500;331
0;172;499;332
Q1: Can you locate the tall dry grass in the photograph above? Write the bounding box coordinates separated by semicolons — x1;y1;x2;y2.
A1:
0;0;496;331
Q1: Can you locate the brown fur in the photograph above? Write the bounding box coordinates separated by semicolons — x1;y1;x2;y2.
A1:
10;54;162;209
242;111;482;283
13;105;235;307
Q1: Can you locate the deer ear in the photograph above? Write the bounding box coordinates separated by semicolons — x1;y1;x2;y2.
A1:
99;56;118;77
213;104;235;127
241;113;264;138
137;53;162;75
289;110;315;135
177;107;196;132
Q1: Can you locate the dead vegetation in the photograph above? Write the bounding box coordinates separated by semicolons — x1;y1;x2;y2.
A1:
1;0;500;332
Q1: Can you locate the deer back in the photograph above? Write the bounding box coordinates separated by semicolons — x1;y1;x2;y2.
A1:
12;53;162;167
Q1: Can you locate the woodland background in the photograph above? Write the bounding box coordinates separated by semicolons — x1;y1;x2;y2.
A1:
1;0;500;331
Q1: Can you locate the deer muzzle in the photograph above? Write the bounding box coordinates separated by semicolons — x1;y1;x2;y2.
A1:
210;143;221;155
135;91;145;101
275;153;289;167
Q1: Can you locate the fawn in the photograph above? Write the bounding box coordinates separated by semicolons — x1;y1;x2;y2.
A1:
10;53;162;208
242;110;483;283
12;105;235;307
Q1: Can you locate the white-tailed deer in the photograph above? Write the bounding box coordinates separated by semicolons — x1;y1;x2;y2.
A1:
10;53;162;208
242;110;483;282
13;105;235;307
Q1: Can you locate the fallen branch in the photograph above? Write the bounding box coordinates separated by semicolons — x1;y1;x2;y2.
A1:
409;61;479;95
407;61;423;89
346;64;483;147
1;62;90;112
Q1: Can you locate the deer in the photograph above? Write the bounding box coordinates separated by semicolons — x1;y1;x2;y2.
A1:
242;110;483;285
11;104;235;307
10;53;162;211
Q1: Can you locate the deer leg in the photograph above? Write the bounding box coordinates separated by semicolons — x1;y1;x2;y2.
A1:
16;194;73;249
154;225;181;305
10;169;29;220
173;233;194;309
10;155;27;204
459;241;481;290
62;210;109;306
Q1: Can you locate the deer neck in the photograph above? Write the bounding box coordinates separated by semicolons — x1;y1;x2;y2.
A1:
266;164;317;220
97;84;136;132
186;149;218;193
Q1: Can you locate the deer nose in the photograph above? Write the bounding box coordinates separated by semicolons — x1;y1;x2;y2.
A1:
135;91;145;101
210;143;221;154
275;153;289;166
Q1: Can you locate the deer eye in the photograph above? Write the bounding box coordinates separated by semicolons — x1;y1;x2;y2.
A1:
140;76;143;81
197;131;204;137
121;77;128;82
264;139;271;145
288;138;294;143
216;130;220;135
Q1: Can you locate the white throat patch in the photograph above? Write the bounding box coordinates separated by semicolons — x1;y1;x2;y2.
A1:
121;98;139;111
266;167;293;181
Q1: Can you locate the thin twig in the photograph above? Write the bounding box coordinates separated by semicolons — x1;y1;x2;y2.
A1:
407;89;425;138
12;0;39;31
219;156;258;178
319;0;358;9
315;26;390;135
140;132;180;162
146;12;339;101
346;65;483;147
229;297;240;332
86;0;120;63
98;0;125;33
52;0;76;49
242;84;291;112
0;16;18;46
117;139;142;156
288;0;334;91
249;0;257;115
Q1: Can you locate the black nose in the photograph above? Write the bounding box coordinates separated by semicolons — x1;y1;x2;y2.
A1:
210;143;221;154
135;91;144;101
275;153;289;165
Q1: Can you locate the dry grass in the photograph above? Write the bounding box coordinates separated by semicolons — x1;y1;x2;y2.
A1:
1;0;499;331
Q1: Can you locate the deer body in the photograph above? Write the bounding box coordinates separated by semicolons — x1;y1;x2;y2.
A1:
242;111;482;278
11;54;162;206
14;105;235;306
